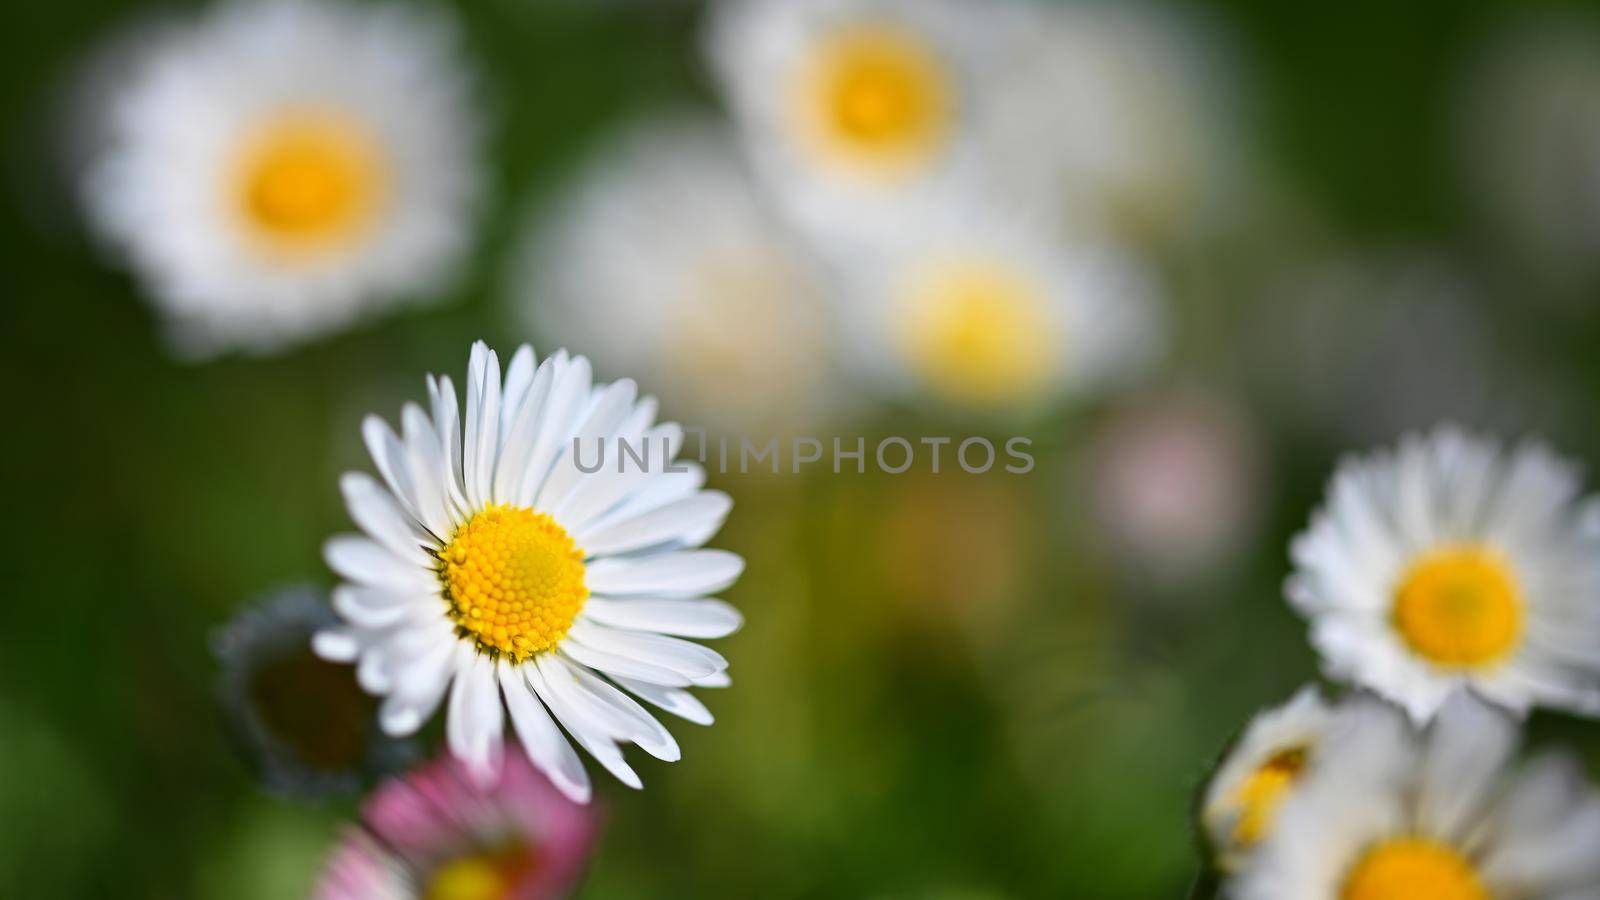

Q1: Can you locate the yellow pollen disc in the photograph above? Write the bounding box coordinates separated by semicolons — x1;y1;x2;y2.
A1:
424;845;537;900
439;505;588;661
1230;746;1308;848
795;24;952;175
898;260;1058;407
232;110;386;254
1393;546;1523;669
1341;838;1489;900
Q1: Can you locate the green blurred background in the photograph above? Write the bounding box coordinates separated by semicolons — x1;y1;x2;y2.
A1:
6;0;1600;897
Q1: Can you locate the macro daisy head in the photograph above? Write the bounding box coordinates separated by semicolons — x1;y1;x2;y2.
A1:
315;748;598;900
316;342;743;803
81;0;483;357
836;195;1163;414
1200;686;1352;872
1288;426;1600;723
212;585;416;798
1227;691;1600;900
704;0;1013;238
509;116;840;434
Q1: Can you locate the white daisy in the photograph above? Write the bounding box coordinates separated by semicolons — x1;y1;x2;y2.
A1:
82;0;482;356
314;341;744;803
507;116;841;434
1288;426;1600;723
981;1;1236;243
1228;691;1600;900
703;0;1017;241
1200;687;1347;872
833;193;1163;413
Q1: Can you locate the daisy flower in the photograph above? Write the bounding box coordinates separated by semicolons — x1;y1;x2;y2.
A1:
1228;691;1600;900
834;194;1162;413
1287;426;1600;723
508;116;841;434
81;0;482;356
316;342;744;803
315;749;598;900
212;586;416;798
703;0;1016;240
1200;687;1348;872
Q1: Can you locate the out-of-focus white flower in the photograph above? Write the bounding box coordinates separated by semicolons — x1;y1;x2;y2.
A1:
508;117;842;435
1201;687;1368;873
833;193;1164;414
1228;692;1600;900
704;0;1018;241
1460;15;1600;291
983;1;1239;243
81;0;483;357
1288;425;1600;724
1089;390;1262;582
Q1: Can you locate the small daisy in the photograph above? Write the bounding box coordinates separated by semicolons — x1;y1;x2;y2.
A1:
1200;687;1349;872
1228;691;1600;900
212;586;416;798
1287;426;1600;723
82;0;482;356
835;195;1162;413
704;0;1015;239
314;749;598;900
508;116;840;434
316;342;743;803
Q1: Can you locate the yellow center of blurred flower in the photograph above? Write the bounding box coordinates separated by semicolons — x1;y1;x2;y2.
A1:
1230;745;1308;849
1340;838;1489;900
233;111;386;254
439;505;588;661
1393;546;1522;669
797;24;952;175
898;260;1058;407
424;845;537;900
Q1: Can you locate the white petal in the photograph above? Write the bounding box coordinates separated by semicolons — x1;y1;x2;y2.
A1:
340;472;432;566
325;535;436;594
463;342;502;511
511;353;590;508
499;658;590;803
535;378;638;511
380;637;455;736
612;674;715;726
585;550;744;597
446;648;504;784
331;585;420;629
578;490;731;556
567;619;727;680
542;654;679;761
526;656;642;789
311;628;360;662
581;597;742;639
559;635;692;687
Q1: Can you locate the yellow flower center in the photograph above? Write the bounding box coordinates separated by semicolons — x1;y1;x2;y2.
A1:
424;845;537;900
1341;838;1489;900
1230;746;1308;848
897;260;1058;407
1393;546;1523;669
795;24;952;176
439;506;588;661
232;110;386;255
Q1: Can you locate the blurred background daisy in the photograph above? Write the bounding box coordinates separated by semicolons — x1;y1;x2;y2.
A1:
4;0;1600;897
